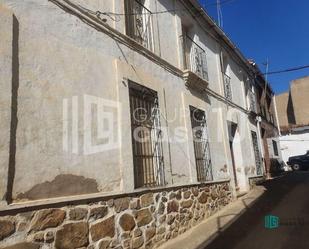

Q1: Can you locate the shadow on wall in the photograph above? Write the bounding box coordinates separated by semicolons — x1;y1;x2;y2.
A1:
287;91;296;125
199;172;305;249
5;15;19;204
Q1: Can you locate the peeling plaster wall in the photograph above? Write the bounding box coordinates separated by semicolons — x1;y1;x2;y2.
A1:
1;0;126;201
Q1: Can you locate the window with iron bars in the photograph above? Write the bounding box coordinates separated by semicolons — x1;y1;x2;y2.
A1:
129;81;165;188
272;140;279;156
251;131;263;175
190;106;213;182
223;73;232;101
182;33;209;81
249;90;257;112
220;51;232;101
125;0;154;52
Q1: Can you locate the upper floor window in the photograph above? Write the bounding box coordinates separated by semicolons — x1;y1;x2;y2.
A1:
251;131;263;175
243;76;255;112
249;90;257;112
220;51;232;101
128;81;165;188
190;106;213;182
247;83;257;113
182;26;209;81
272;140;279;156
125;0;154;51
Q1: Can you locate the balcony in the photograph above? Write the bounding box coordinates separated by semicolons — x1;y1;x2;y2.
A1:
223;73;232;101
125;0;154;51
182;35;209;91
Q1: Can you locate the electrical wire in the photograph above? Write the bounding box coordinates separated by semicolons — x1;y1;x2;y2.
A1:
264;65;309;75
74;0;253;81
85;0;237;19
61;0;260;90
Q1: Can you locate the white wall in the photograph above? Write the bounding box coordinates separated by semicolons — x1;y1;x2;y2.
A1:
0;0;261;204
280;132;309;163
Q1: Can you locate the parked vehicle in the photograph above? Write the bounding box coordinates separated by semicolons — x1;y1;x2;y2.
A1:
287;151;309;171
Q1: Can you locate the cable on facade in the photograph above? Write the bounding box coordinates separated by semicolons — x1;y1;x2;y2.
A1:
71;0;255;82
77;0;237;21
52;0;265;94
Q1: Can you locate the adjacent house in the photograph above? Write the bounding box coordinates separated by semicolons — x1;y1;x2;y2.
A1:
0;0;279;248
249;64;282;177
275;76;309;164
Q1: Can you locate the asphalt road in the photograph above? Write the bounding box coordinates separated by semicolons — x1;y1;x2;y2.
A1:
204;172;309;249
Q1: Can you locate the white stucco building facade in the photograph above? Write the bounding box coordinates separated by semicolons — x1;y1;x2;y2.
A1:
0;0;276;248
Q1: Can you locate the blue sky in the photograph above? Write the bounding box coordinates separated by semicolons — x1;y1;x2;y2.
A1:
200;0;309;94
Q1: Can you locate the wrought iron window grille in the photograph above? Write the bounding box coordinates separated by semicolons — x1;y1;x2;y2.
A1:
129;81;165;188
190;106;213;182
125;0;154;51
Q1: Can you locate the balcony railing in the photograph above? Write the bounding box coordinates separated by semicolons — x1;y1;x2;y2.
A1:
223;73;232;101
125;0;154;51
183;35;209;82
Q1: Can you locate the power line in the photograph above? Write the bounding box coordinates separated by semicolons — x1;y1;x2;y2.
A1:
80;0;237;19
264;64;309;75
73;2;309;80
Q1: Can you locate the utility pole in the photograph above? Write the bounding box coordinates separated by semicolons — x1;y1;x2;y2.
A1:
265;58;269;84
217;0;223;28
262;58;276;179
202;0;207;9
264;59;281;135
273;95;282;136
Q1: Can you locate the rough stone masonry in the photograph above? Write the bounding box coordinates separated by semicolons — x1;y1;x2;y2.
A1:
0;182;232;249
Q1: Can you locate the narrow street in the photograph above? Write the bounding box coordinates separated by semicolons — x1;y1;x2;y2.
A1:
203;172;309;249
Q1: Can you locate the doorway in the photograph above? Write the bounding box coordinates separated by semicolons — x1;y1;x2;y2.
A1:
228;122;239;190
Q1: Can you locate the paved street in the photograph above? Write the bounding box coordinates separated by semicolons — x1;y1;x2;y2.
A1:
203;172;309;249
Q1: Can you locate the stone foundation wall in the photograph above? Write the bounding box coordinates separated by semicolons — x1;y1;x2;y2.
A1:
0;181;232;249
